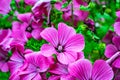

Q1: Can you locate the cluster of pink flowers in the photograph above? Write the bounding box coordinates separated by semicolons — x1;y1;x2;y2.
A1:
0;0;120;80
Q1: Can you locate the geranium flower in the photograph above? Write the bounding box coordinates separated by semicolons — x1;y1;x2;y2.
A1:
18;52;54;80
105;36;120;68
68;59;113;80
0;0;11;14
40;22;84;64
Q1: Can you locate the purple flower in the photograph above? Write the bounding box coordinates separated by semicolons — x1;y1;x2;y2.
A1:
40;22;84;64
19;52;54;80
68;59;114;80
0;29;13;72
8;43;31;80
0;0;11;14
12;13;43;41
32;0;51;23
105;36;120;68
55;0;89;26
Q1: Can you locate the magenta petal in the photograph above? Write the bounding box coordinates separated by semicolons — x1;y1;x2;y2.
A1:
61;75;76;80
48;75;60;80
92;60;114;80
8;61;23;74
49;63;68;75
114;70;120;80
25;53;53;72
54;2;62;10
112;57;120;68
41;44;56;57
58;23;76;46
0;62;4;69
35;54;53;72
112;36;120;50
57;51;77;64
12;22;21;31
114;22;120;36
77;52;84;59
24;0;38;5
0;0;11;14
12;22;28;32
62;11;71;22
105;44;118;58
20;72;36;80
31;28;43;40
0;29;11;44
17;13;32;23
40;27;58;47
65;34;85;52
1;63;9;72
19;64;37;75
12;30;28;43
10;51;24;62
9;73;20;80
74;10;88;21
116;11;120;18
73;0;87;7
68;59;92;80
32;73;42;80
102;30;115;44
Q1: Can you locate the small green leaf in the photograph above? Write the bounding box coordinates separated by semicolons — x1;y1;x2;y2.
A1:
62;2;69;8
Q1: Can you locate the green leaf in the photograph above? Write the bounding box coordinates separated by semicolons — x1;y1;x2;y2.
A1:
62;2;69;8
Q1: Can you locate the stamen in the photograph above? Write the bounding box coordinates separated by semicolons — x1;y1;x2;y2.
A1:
26;26;33;33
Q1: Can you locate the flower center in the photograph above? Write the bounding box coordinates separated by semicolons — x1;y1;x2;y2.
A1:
26;26;33;33
58;45;63;51
56;45;64;53
36;67;41;72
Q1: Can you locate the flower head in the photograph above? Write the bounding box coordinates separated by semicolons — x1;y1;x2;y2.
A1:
12;13;43;41
8;43;30;80
32;0;51;22
19;52;54;80
40;22;84;64
68;59;114;80
55;0;89;26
